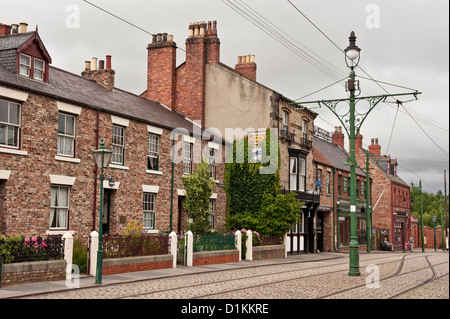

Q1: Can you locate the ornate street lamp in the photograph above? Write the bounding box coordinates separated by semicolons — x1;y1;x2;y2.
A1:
92;138;112;284
290;32;421;276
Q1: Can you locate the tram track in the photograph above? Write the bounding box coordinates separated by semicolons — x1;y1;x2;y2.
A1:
120;254;424;299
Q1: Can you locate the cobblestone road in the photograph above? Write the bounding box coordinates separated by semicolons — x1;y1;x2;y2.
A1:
22;251;448;300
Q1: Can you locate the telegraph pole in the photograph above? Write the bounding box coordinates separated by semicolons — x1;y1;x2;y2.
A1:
420;180;425;252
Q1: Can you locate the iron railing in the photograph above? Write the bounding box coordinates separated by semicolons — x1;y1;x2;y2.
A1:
193;233;236;252
0;235;64;264
102;234;169;259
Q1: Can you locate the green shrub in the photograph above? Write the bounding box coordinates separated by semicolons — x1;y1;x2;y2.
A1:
72;238;88;273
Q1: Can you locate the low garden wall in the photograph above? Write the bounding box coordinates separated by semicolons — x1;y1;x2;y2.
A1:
252;244;285;261
102;254;174;275
1;260;66;287
193;249;240;266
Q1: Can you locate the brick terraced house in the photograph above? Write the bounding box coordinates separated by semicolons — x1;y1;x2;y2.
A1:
141;21;319;254
0;22;227;238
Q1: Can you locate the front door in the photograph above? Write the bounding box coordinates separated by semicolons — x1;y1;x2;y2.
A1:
102;189;111;235
316;211;324;252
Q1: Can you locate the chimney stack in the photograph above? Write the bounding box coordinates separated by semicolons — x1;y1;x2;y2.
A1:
235;54;257;81
81;55;115;90
355;133;363;152
369;138;381;157
11;24;19;34
143;32;177;109
332;126;345;149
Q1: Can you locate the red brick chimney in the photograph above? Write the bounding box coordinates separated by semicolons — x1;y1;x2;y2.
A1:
332;126;345;149
143;33;177;109
355;133;363;152
369;138;381;156
174;21;220;126
0;23;12;35
81;55;115;90
235;54;257;81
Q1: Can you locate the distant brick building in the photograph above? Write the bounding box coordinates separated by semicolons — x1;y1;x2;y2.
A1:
313;126;369;252
0;22;227;238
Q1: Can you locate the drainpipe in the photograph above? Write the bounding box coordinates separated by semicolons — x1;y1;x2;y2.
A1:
333;167;336;251
92;110;99;231
169;131;175;232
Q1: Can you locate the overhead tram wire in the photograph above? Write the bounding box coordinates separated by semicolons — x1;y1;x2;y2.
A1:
285;0;449;157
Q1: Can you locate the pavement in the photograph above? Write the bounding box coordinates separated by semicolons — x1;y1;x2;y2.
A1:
0;249;445;299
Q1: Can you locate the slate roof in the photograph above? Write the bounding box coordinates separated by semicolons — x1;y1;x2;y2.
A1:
314;136;366;176
0;31;35;50
369;153;409;187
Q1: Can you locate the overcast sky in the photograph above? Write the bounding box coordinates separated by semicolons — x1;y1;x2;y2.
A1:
2;0;449;193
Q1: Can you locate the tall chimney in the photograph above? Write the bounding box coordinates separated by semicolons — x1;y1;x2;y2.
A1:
143;32;177;109
0;24;12;35
368;138;381;157
235;54;257;81
81;55;115;90
355;133;363;152
332;126;345;149
206;20;220;64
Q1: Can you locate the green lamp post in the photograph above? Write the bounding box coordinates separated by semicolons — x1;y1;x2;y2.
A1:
432;215;437;251
92;138;113;285
290;32;421;276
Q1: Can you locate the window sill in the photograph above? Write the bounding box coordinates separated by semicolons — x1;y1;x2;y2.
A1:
46;230;76;236
0;147;28;156
109;164;130;170
146;170;163;175
55;155;81;163
143;229;159;234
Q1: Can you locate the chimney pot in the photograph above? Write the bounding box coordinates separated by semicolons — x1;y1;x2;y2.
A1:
238;56;242;64
168;34;173;42
99;60;105;70
207;21;212;37
188;23;194;38
85;61;91;71
0;24;12;35
163;33;168;42
213;21;217;36
152;34;157;43
19;22;28;33
106;55;112;69
92;57;98;71
250;54;255;63
11;23;19;34
200;21;206;37
194;22;200;37
157;33;162;42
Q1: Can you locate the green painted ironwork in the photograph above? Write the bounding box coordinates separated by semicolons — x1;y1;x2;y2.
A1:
193;234;236;252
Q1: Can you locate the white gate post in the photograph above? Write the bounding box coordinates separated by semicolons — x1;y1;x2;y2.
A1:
235;230;242;261
283;233;288;258
63;232;74;280
169;231;177;268
185;230;193;267
89;231;99;276
246;230;253;261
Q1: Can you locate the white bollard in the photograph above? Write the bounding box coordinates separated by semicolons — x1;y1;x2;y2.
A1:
235;230;242;262
169;231;177;268
246;230;253;261
185;230;193;267
63;232;74;280
89;231;99;276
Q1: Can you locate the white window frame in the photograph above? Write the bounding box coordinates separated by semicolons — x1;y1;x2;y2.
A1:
299;157;306;192
327;171;331;194
148;133;160;171
143;192;156;230
19;54;31;77
209;199;216;227
209;147;216;180
50;185;70;230
57;113;76;157
34;58;45;81
0;98;21;149
183;142;193;174
289;157;297;191
112;124;125;165
282;111;289;132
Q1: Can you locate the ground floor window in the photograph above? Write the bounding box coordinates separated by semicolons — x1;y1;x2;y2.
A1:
50;186;70;229
339;214;367;247
143;193;156;230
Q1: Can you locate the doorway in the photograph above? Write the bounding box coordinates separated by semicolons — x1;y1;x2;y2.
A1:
316;211;324;252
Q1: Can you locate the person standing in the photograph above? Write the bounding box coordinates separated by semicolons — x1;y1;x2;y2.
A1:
409;236;414;253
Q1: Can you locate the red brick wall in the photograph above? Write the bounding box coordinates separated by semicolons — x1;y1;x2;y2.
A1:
102;260;173;275
193;252;239;266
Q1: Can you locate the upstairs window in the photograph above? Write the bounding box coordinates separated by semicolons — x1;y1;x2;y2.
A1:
112;125;125;165
0;99;21;148
34;58;45;81
57;113;76;157
19;54;31;77
209;148;216;179
148;134;160;171
183;142;193;174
